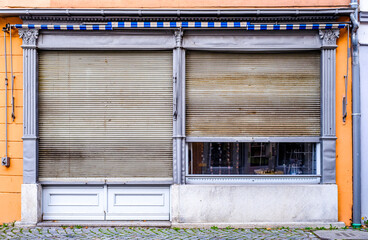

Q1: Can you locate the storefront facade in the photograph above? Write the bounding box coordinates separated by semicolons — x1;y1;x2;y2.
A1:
13;13;345;226
0;1;355;227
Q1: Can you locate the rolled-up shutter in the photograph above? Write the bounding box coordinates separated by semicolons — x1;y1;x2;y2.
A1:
39;51;173;178
186;51;320;137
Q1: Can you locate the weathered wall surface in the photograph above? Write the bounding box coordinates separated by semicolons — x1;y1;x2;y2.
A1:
0;17;22;224
0;11;354;226
361;0;368;11
171;185;338;224
0;0;351;9
359;1;368;221
360;45;368;222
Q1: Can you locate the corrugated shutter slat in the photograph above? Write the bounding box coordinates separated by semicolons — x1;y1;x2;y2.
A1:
39;51;173;178
186;51;321;137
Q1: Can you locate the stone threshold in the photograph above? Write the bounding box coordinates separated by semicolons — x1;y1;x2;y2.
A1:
172;222;346;229
15;221;345;229
17;221;172;228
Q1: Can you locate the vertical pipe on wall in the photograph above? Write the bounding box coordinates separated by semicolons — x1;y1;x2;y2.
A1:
173;44;179;184
10;25;15;121
181;50;186;184
3;27;8;159
343;25;350;123
350;0;362;227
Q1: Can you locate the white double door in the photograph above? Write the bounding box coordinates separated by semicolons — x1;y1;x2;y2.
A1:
42;186;170;221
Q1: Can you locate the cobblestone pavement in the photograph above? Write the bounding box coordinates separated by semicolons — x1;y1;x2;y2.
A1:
0;226;367;239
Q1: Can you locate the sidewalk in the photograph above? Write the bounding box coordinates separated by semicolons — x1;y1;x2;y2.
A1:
1;225;368;239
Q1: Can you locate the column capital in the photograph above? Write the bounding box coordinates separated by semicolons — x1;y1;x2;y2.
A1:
174;30;183;48
319;29;340;49
18;29;39;48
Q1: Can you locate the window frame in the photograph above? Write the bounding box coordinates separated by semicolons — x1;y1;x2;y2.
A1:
20;28;339;185
185;142;322;180
176;30;339;184
183;50;322;180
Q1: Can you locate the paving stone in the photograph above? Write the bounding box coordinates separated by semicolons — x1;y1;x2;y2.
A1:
0;225;367;239
314;229;368;239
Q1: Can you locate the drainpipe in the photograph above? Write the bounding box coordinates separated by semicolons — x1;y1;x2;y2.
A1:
1;26;10;167
350;0;361;228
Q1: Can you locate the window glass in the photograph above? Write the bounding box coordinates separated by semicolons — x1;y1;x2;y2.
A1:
188;142;317;175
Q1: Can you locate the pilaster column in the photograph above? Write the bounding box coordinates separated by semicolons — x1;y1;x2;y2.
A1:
319;29;339;183
19;29;39;184
173;30;185;184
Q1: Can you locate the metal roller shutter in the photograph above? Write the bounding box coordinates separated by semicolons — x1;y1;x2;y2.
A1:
38;51;173;178
186;51;321;137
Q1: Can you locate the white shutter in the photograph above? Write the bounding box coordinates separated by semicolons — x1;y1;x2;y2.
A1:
186;51;321;137
38;51;173;178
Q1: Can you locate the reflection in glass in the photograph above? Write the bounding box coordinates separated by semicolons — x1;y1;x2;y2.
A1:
188;142;317;175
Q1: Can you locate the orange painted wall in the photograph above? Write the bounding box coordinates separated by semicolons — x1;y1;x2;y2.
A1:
336;16;353;226
0;0;350;9
0;17;23;224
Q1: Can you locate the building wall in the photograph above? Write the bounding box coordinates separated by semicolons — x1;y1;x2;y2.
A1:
0;0;351;9
359;2;368;221
361;0;368;11
0;17;23;224
360;42;368;222
336;17;353;226
0;10;353;226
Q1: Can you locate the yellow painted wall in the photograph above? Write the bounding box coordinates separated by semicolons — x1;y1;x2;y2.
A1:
0;14;353;225
0;0;351;9
336;16;353;226
0;17;23;224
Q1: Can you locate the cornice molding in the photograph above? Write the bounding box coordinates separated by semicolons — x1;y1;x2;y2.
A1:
20;15;338;23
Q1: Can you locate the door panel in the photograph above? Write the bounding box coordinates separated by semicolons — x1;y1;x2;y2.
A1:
106;186;170;220
42;186;170;221
42;186;105;220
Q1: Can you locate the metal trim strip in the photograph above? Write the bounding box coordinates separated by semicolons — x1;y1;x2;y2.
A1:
186;137;321;142
185;176;321;184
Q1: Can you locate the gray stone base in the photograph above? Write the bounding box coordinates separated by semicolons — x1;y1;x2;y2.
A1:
171;222;345;229
21;184;42;225
171;184;338;224
20;183;339;226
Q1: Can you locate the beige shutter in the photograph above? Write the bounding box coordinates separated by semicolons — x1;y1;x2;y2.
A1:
186;51;320;137
38;51;173;178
